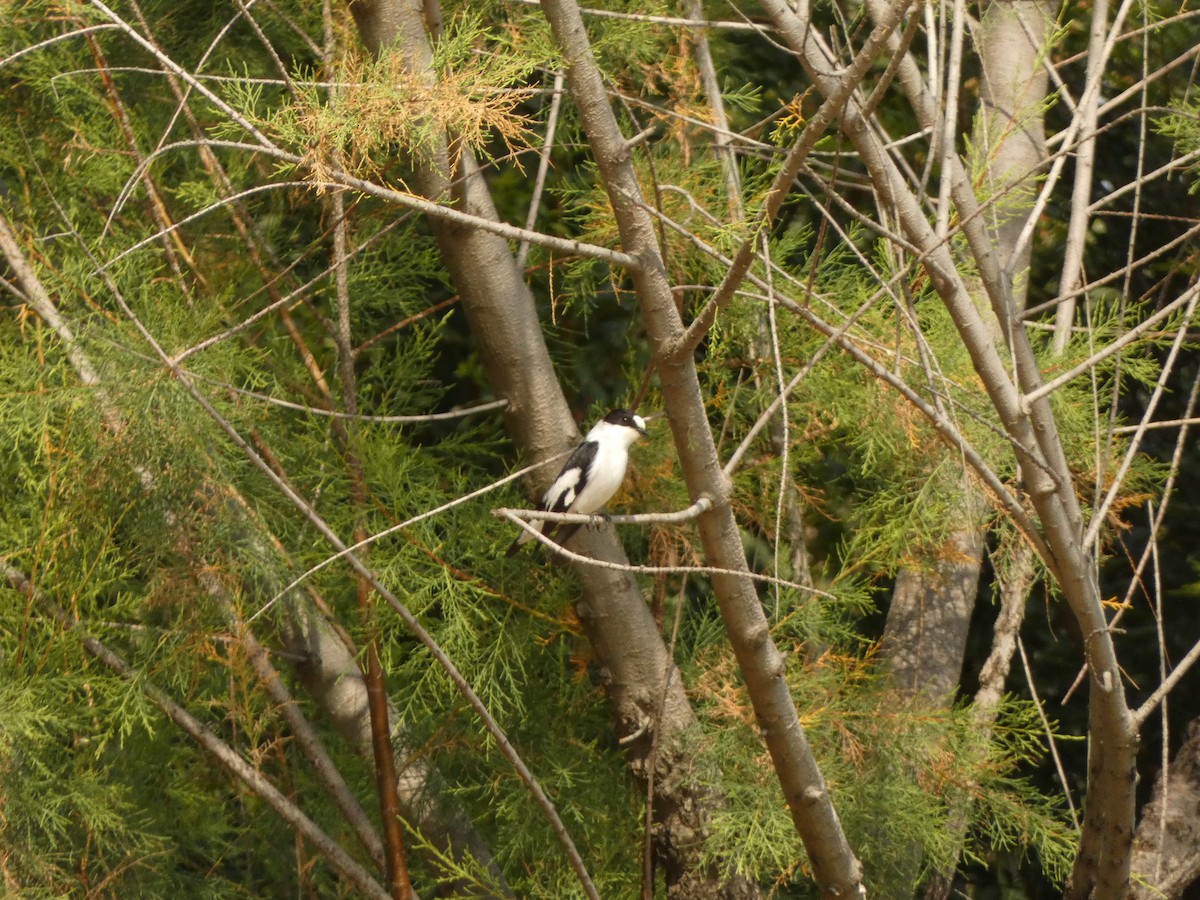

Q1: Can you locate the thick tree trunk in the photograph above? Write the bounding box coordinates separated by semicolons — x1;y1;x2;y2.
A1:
534;0;927;894
974;0;1056;314
880;517;985;702
873;0;1055;704
760;2;1139;896
856;2;1053;885
1128;719;1200;900
348;3;752;894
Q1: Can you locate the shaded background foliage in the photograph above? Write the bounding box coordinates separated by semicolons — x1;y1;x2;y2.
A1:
1;0;1199;897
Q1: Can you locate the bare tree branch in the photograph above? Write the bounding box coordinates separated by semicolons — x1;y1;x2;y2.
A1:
346;3;753;893
758;2;1140;894
536;0;917;894
672;8;911;356
1053;0;1108;352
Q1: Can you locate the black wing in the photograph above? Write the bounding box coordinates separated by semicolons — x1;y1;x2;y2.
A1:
545;440;598;513
505;440;598;556
540;439;598;547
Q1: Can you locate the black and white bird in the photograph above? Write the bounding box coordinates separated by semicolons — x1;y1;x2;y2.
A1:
507;408;648;556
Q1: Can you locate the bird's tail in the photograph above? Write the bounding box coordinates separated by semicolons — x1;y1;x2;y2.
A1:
506;521;574;557
550;523;580;548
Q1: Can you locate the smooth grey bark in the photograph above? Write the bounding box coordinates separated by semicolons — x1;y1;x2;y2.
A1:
759;3;1138;897
974;0;1057;315
874;498;986;895
347;3;752;894
534;0;912;894
871;0;1055;709
880;522;985;702
1128;718;1200;900
924;540;1039;900
1052;0;1106;353
868;4;1053;887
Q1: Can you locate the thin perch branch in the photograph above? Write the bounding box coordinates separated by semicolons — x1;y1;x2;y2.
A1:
494;495;713;527
496;510;831;598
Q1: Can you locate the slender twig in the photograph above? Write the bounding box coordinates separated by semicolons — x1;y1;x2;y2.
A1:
933;0;966;240
1147;497;1170;890
236;0;302;104
640;573;688;900
85;32;198;291
103;178;334;268
672;0;915;356
1083;285;1200;550
1136;637;1200;727
105;141;639;272
1017;638;1080;830
48;65;369;87
516;70;565;271
252;452;571;623
1004;0;1139;272
510;0;766;31
497;510;830;597
1022;281;1200;410
0;217;104;390
495;495;713;528
1112;417;1200;434
763;236;789;619
221;390;509;423
0;23;122;69
1043;19;1200;150
88;0;275;148
1023;218;1200;318
1064;367;1200;705
686;0;743;216
721;289;880;480
1052;0;1109;353
173;211;418;364
132;0;262;179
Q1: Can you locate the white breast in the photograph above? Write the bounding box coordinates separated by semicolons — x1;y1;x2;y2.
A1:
570;440;629;515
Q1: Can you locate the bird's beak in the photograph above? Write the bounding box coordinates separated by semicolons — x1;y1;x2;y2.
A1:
634;414;648;436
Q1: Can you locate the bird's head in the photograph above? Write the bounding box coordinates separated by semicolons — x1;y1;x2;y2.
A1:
602;408;648;439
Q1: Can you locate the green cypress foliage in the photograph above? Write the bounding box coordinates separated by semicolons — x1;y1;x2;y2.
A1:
0;1;1190;896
